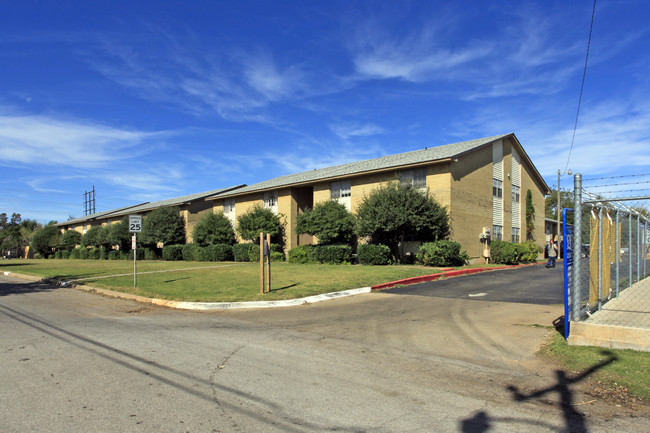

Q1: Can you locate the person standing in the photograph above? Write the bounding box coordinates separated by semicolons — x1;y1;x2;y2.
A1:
546;238;558;268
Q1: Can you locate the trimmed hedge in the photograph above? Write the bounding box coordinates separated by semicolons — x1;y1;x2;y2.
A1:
287;244;351;264
195;244;234;262
163;245;184;261
61;250;70;260
357;244;391;265
108;250;122;260
182;243;199;261
248;244;285;262
490;240;541;265
233;243;254;262
416;240;470;267
55;250;63;259
144;247;161;261
79;248;89;260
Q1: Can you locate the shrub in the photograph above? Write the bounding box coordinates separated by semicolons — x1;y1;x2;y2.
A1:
270;251;286;262
236;205;285;245
99;247;108;260
79;248;89;260
249;243;284;262
310;245;353;264
296;200;355;245
517;242;541;263
417;240;470;267
144;247;161;260
127;248;145;260
163;245;184;261
182;243;199;261
357;244;391;265
108;250;121;260
55;250;63;259
211;244;234;261
61;250;70;260
288;245;315;264
70;247;81;259
233;243;253;262
88;247;101;260
192;212;235;246
47;254;55;259
489;240;518;265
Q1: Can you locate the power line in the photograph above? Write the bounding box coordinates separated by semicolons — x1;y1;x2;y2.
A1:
583;173;650;182
564;0;597;174
587;180;650;188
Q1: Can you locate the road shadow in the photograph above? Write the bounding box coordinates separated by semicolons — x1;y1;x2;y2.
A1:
0;279;57;296
459;351;617;433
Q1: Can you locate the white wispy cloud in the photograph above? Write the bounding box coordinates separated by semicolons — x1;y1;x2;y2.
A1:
0;113;161;168
329;122;386;140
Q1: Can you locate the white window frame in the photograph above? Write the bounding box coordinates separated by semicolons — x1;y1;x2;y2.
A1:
263;191;278;214
492;225;503;241
511;227;520;243
492;178;503;198
400;168;427;190
223;198;236;223
512;185;520;203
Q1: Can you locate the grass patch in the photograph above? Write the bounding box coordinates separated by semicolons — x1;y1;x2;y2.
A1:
1;259;444;302
541;332;650;400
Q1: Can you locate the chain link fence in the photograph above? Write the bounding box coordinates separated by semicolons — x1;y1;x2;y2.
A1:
564;174;649;336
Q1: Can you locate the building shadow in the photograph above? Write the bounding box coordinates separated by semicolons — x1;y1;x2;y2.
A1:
459;351;617;433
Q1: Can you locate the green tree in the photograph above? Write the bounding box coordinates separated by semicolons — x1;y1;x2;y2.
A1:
31;224;60;256
296;200;355;245
526;189;536;241
60;230;82;250
545;188;575;220
355;183;450;263
108;216;131;251
192;212;235;246
236;204;285;245
82;225;104;248
141;206;186;247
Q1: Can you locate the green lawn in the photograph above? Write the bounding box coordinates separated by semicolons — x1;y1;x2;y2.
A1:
1;259;446;302
542;332;650;400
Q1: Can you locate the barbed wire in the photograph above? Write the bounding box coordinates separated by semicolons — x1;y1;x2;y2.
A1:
582;173;650;182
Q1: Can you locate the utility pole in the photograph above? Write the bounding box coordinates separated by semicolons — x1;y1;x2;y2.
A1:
557;169;561;242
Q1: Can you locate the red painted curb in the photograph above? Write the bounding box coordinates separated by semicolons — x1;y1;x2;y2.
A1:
371;262;541;291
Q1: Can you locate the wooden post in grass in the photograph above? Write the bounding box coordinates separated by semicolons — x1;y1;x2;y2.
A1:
260;232;264;294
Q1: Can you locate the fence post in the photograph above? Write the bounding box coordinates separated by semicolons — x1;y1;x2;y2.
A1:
629;210;633;288
614;209;621;298
637;212;641;283
598;205;603;311
572;173;582;321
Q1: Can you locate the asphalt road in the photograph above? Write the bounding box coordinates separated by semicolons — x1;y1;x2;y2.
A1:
1;271;646;433
386;263;565;305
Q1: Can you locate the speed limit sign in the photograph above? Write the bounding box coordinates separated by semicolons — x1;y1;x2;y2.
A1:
129;215;142;233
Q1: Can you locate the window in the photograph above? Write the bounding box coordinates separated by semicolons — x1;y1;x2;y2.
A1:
263;191;278;213
492;178;503;198
83;223;88;234
492;225;503;241
511;227;520;243
330;181;351;199
512;185;520;203
400;168;426;190
223;198;236;223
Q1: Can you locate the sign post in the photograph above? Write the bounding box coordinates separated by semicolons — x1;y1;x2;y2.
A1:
129;215;142;287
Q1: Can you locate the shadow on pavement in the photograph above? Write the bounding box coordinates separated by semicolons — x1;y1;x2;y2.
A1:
459;351;617;433
0;280;57;296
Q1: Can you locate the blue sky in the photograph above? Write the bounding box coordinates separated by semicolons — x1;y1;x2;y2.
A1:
1;0;649;223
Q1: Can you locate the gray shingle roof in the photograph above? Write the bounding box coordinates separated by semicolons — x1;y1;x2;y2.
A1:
58;185;245;226
213;134;512;197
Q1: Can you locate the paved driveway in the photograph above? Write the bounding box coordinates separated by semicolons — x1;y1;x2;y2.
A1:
385;263;565;305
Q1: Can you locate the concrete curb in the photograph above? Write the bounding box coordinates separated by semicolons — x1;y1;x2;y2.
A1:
2;271;372;310
370;262;546;291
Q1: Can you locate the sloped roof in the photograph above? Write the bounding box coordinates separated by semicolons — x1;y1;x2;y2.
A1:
211;133;517;198
58;185;245;226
